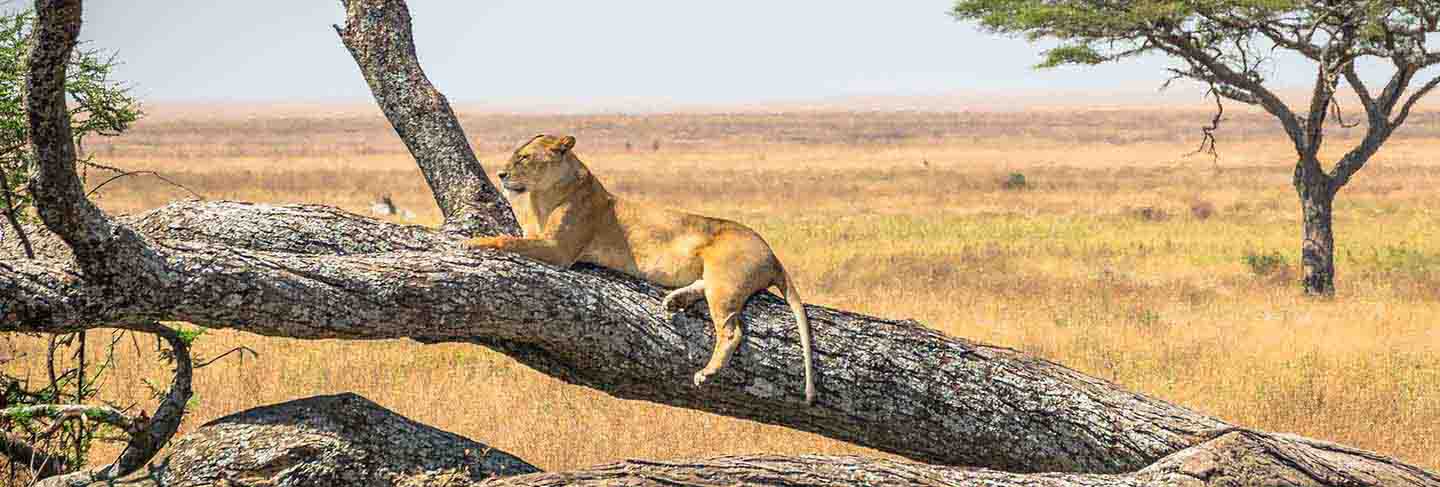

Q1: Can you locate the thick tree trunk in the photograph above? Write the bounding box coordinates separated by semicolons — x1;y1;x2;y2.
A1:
4;0;1439;484
1295;157;1337;296
0;200;1231;473
1301;192;1336;296
490;428;1440;487
94;393;1440;487
91;393;539;487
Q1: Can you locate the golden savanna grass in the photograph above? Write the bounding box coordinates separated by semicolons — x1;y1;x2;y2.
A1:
6;104;1440;471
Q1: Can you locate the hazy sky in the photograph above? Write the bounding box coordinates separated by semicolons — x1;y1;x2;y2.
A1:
67;1;1218;106
13;1;1405;109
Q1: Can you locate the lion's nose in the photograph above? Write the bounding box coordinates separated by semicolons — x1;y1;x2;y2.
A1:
497;170;509;180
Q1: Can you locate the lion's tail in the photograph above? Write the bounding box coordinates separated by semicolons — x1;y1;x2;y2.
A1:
775;269;815;406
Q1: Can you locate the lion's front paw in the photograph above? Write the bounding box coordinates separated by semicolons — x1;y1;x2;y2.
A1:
462;236;506;250
692;370;712;387
662;294;686;314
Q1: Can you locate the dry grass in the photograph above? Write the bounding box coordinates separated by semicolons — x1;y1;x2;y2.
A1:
7;105;1440;471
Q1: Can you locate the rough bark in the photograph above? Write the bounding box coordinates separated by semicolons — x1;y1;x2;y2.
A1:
93;393;538;487
494;430;1440;487
334;0;519;238
91;394;1440;487
1300;193;1336;296
1295;157;1337;296
25;0;159;285
0;200;1231;473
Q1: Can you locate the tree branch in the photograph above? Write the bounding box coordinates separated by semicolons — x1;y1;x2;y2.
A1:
0;201;1231;473
1392;73;1440;127
25;323;191;487
83;168;201;200
1;404;140;436
1375;64;1419;117
82;393;1440;487
1342;63;1381;122
1302;62;1338;160
1151;33;1308;154
487;427;1440;487
26;0;97;257
1329;66;1436;190
26;0;159;283
0;433;68;479
333;0;519;238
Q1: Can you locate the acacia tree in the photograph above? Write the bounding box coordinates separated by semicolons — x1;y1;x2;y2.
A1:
952;0;1440;296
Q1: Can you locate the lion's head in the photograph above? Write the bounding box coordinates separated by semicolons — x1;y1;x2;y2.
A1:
497;134;587;195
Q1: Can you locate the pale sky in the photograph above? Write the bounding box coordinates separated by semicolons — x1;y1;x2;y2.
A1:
13;1;1404;110
67;1;1198;106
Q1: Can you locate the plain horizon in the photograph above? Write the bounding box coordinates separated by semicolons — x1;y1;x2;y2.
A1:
0;1;1401;114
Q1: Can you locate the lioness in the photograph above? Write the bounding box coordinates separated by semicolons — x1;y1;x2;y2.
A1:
464;134;816;405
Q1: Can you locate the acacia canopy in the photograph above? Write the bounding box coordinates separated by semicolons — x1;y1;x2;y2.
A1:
952;1;1440;140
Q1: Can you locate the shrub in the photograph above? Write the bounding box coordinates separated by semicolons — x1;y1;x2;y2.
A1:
1190;199;1216;220
1132;206;1171;221
1001;172;1027;190
1243;250;1287;277
1360;246;1440;277
1130;307;1163;328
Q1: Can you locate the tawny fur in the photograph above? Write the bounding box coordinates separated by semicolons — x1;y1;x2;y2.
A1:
464;134;816;405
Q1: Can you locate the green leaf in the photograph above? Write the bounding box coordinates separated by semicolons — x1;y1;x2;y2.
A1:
1038;44;1107;67
175;325;207;345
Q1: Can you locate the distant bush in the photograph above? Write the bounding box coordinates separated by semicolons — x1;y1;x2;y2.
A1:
1357;247;1440;300
1359;246;1440;277
1002;172;1028;190
1130;307;1163;328
1132;206;1171;222
1243;250;1287;277
1190;199;1216;220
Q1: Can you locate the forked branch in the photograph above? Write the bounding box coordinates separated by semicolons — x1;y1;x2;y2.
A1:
27;323;191;487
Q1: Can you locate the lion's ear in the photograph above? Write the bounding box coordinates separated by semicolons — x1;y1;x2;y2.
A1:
518;134;546;152
555;135;576;153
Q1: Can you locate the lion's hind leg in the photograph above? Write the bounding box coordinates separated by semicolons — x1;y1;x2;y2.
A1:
691;262;771;388
692;303;742;387
662;279;705;314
